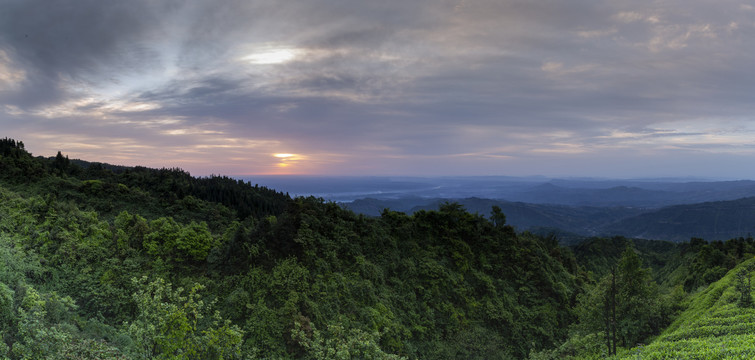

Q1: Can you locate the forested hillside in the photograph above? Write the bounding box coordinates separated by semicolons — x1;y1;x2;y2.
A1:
344;197;643;242
1;137;754;359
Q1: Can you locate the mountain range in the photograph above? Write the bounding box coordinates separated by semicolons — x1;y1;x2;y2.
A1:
340;180;755;242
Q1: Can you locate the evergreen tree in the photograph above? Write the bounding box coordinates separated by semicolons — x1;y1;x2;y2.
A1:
615;247;658;347
735;268;753;308
577;246;664;353
490;205;507;228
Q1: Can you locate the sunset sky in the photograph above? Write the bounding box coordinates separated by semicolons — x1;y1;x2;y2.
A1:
2;0;755;177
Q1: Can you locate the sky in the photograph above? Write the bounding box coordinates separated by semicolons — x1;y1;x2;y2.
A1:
1;0;755;178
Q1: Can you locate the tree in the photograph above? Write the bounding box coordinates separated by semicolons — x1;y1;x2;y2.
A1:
291;320;406;360
143;217;215;263
125;277;243;360
10;285;79;359
615;247;660;347
735;268;753;308
577;247;663;353
605;267;617;356
576;270;617;357
490;206;506;228
53;151;70;174
0;282;12;328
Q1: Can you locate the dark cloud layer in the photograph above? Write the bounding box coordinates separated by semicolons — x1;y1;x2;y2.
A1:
2;0;755;177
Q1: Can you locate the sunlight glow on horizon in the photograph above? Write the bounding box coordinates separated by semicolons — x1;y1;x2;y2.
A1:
272;153;305;172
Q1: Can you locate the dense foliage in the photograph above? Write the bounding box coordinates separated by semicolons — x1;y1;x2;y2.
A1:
1;138;754;359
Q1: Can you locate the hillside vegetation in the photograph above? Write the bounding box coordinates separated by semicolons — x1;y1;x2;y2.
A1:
0;138;580;359
1;137;755;359
615;259;755;359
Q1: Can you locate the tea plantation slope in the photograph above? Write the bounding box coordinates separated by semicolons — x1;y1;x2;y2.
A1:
619;258;755;359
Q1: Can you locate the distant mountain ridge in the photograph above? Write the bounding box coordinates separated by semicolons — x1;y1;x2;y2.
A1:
605;196;755;241
345;195;755;243
345;197;641;232
330;177;755;243
249;175;755;208
504;181;755;208
511;183;677;207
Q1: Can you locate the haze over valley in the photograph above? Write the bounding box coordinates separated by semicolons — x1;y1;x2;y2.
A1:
249;175;755;242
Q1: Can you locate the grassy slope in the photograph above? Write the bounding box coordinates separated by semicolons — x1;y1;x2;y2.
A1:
616;258;755;359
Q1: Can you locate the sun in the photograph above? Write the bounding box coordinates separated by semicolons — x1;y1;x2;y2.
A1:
271;153;305;171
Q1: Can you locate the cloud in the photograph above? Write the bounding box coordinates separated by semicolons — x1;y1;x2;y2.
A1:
2;0;755;177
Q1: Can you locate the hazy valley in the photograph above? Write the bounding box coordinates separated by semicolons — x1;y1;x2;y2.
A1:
251;175;755;243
